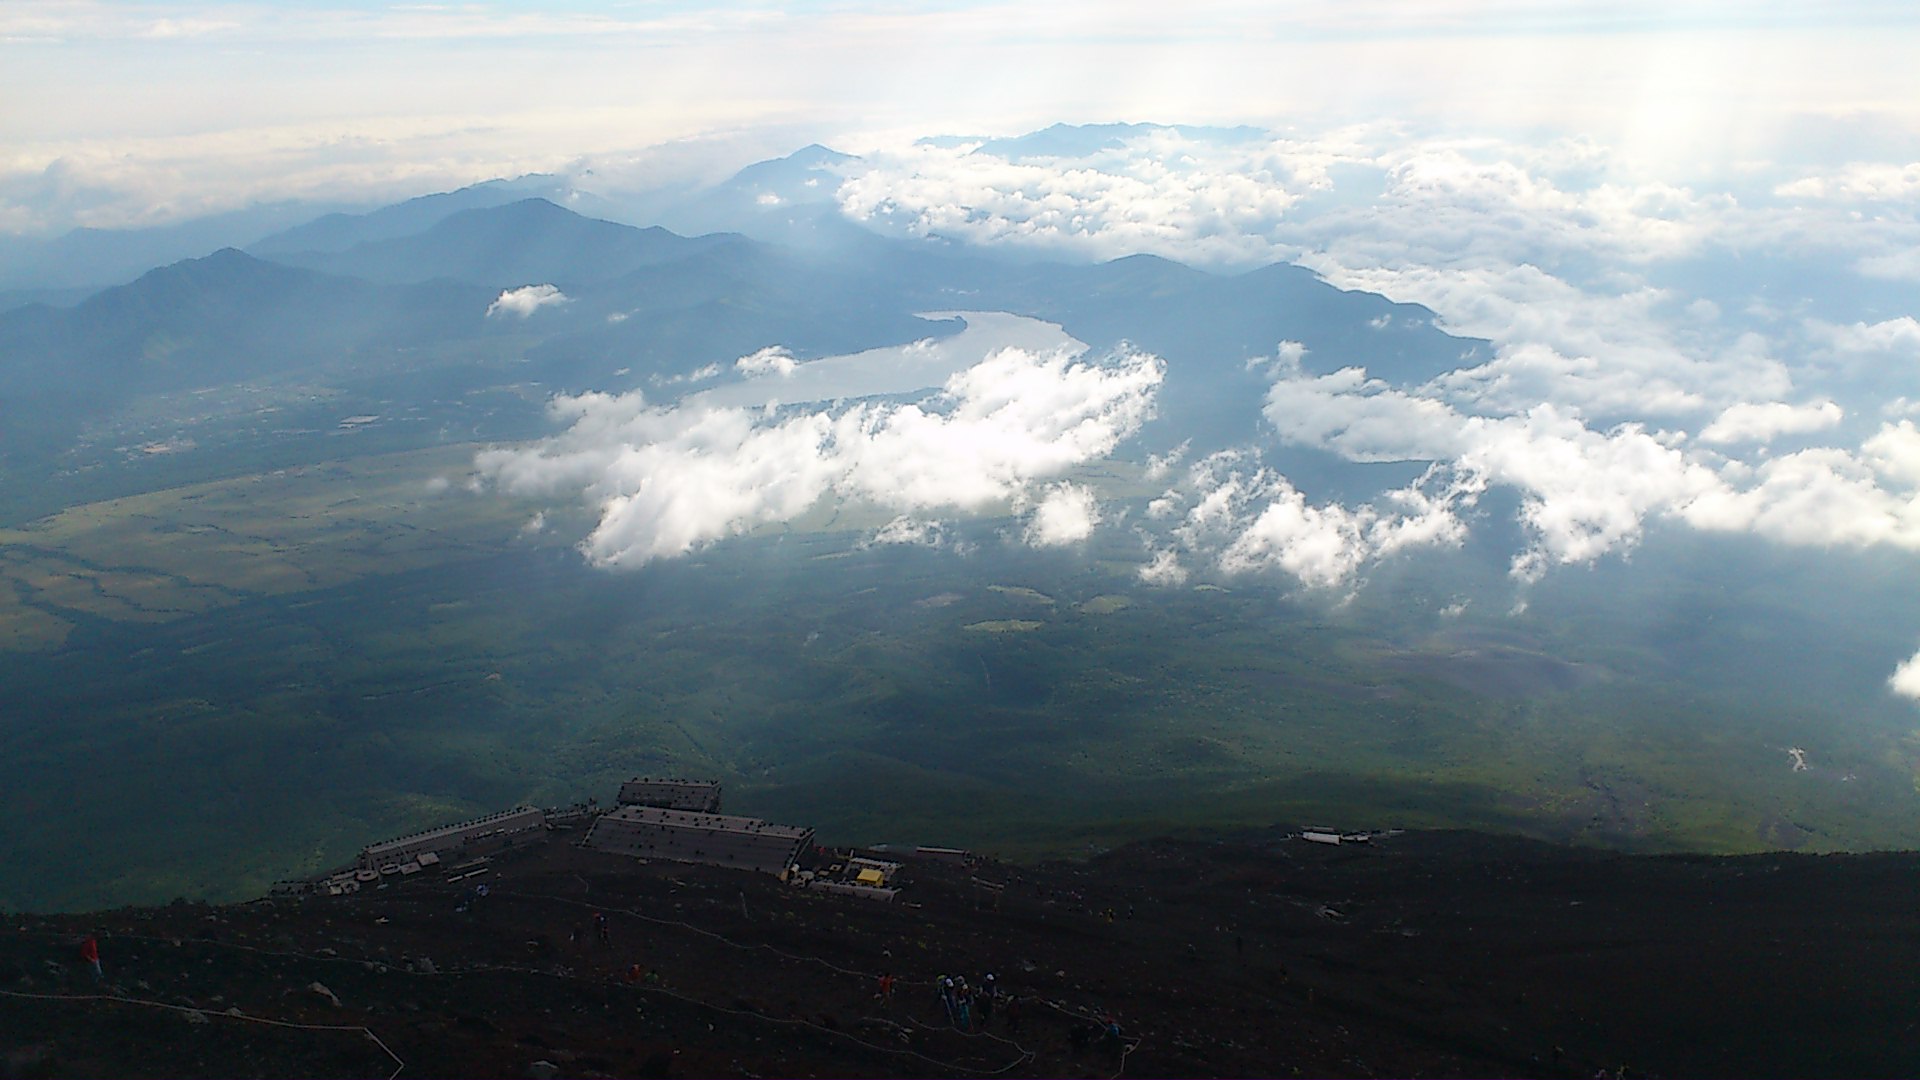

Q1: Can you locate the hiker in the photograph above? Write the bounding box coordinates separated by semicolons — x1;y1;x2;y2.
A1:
937;975;957;1025
1100;1014;1124;1060
1003;994;1023;1035
79;935;101;982
876;971;895;1004
976;974;996;1027
954;979;973;1030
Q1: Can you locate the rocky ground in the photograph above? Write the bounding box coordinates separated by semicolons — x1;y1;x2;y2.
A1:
5;828;1920;1078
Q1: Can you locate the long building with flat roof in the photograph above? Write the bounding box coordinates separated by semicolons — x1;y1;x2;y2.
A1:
357;807;546;870
616;777;723;812
584;805;812;876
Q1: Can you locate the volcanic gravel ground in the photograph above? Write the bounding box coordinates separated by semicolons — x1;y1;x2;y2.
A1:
5;829;1920;1077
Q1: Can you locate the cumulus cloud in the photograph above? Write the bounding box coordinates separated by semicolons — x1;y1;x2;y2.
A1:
836;133;1319;266
1247;340;1308;375
1151;451;1473;589
1864;421;1920;487
1138;548;1188;587
651;362;723;388
1699;400;1844;444
1249;355;1920;578
1216;478;1379;587
1142;441;1189;482
486;283;569;318
867;515;947;547
1807;317;1920;356
1777;163;1920;202
476;345;1163;567
735;346;798;378
1682;448;1920;549
1260;364;1726;580
1893;648;1920;703
1024;482;1102;547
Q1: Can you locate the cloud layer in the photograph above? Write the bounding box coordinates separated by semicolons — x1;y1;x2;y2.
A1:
797;126;1920;604
477;343;1163;566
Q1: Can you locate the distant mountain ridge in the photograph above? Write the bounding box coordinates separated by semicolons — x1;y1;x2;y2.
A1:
0;161;1484;499
0;199;368;295
262;198;744;289
0;247;489;456
248;175;625;257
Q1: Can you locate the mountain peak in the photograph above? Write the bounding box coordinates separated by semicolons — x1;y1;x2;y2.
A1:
787;143;856;166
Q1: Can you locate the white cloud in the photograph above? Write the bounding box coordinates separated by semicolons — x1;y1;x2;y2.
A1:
1247;339;1308;374
1808;317;1920;356
1893;648;1920;703
1777;163;1920;202
1160;452;1472;589
1024;482;1101;547
1138;548;1188;586
836;136;1316;266
486;283;569;318
735;346;798;378
1858;250;1920;283
867;515;947;547
1864;421;1920;487
1258;365;1725;580
1142;441;1189;481
1698;400;1843;445
1682;447;1920;549
1466;407;1719;581
1216;477;1377;587
476;344;1163;567
651;362;723;388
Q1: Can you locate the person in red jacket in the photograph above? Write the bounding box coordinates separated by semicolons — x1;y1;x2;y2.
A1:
80;935;101;982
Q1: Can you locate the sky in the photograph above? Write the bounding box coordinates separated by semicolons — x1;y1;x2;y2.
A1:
4;1;1920;231
8;1;1920;695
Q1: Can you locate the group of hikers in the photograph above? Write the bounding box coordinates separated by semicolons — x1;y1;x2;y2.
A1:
927;971;1020;1033
880;968;1123;1059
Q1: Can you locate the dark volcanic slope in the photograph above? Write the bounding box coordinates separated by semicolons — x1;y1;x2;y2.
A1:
5;830;1920;1078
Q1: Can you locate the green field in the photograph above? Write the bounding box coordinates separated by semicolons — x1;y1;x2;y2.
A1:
6;443;1920;911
